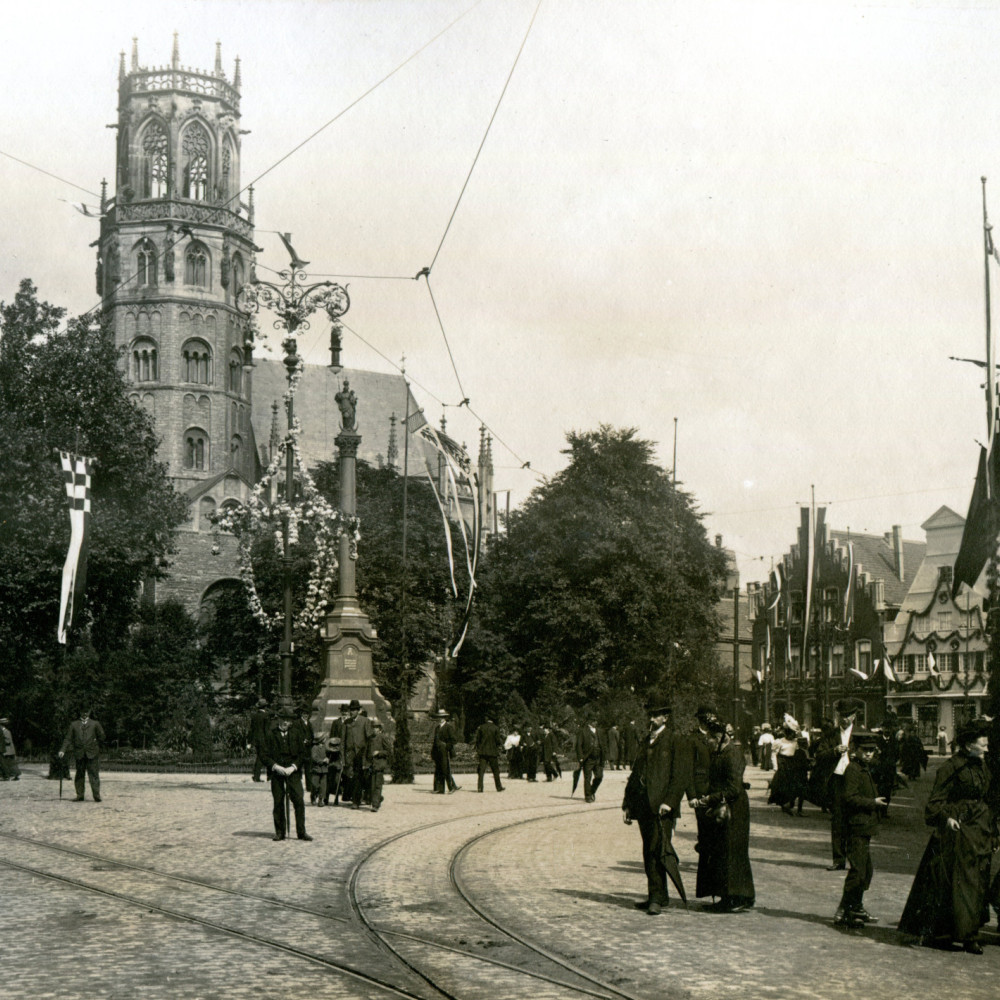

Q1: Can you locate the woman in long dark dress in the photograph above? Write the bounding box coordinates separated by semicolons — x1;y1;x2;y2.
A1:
898;719;992;954
692;714;755;913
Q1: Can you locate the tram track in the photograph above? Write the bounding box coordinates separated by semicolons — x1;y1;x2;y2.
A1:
2;801;644;1000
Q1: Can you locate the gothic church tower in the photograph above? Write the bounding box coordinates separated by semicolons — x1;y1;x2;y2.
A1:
98;36;257;607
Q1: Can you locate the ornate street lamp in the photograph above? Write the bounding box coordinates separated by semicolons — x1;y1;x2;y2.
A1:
238;251;350;703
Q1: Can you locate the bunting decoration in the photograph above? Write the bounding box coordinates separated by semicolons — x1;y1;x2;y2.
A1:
767;564;785;611
416;419;481;657
849;667;869;682
58;452;95;644
878;655;898;683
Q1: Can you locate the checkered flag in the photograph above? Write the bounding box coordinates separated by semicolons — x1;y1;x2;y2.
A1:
58;452;94;644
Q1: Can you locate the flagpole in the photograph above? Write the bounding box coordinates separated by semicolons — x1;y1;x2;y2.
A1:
983;178;995;479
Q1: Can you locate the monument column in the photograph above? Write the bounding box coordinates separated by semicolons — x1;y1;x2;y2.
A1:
317;381;378;730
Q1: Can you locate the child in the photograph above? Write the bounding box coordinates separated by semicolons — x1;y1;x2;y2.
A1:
309;732;329;806
325;737;344;805
834;731;887;927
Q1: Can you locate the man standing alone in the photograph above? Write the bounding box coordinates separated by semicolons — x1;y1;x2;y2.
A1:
575;714;604;803
261;706;312;841
474;716;505;792
431;709;460;793
59;708;105;802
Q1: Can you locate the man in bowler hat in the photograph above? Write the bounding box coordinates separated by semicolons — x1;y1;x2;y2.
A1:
261;705;312;841
431;708;460;793
247;698;271;782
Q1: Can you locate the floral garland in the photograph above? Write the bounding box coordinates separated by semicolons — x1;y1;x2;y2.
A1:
211;411;360;633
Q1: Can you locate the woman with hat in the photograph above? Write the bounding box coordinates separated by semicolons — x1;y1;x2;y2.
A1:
691;712;755;913
898;718;992;953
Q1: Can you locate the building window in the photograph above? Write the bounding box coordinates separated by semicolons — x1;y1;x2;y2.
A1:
937;653;955;673
230;434;243;465
228;348;243;393
936;611;952;631
182;339;212;384
790;592;803;624
131;338;158;382
856;639;872;677
140;120;169;199
135;239;157;287
831;644;844;676
789;649;801;677
184;428;209;470
916;705;939;742
222;143;232;201
198;495;216;530
185;242;209;286
913;654;927;673
181;122;210;201
822;587;839;623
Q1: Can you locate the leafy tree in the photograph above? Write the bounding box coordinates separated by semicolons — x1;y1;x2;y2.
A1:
0;280;188;737
458;426;728;728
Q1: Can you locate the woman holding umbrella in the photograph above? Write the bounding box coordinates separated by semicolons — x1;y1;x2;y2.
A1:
691;711;755;913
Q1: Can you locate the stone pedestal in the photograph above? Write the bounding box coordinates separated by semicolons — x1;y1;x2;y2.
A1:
316;427;380;730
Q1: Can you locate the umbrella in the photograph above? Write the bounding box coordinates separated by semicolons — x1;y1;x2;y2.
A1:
660;820;687;905
571;766;581;795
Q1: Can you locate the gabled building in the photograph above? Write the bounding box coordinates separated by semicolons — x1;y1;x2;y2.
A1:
749;508;924;730
883;506;989;745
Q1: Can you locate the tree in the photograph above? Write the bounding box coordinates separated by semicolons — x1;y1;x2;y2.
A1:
0;279;188;734
458;426;728;727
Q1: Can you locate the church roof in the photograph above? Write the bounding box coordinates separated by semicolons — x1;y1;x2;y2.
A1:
250;360;439;475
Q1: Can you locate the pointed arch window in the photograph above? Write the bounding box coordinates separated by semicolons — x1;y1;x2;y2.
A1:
231;253;245;298
132;337;159;382
229;347;243;393
181;122;211;201
184;428;209;470
222;143;232;201
182;338;212;384
184;241;209;286
135;238;157;287
140;121;169;199
230;434;243;466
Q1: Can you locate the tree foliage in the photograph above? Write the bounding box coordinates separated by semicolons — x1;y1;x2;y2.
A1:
0;280;189;732
457;426;728;728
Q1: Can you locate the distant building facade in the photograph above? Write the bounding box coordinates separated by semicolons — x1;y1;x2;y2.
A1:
883;506;989;746
749;508;924;730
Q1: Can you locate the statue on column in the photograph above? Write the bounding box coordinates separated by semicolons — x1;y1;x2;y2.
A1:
336;379;357;431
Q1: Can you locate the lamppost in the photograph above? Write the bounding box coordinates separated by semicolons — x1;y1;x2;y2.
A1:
238;253;350;703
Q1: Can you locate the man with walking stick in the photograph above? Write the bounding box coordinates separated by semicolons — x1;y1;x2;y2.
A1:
261;705;312;842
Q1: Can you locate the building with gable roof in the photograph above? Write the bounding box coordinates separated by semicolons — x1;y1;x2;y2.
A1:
748;508;924;730
883;506;989;745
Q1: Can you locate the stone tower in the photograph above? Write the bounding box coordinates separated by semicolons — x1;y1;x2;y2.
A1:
97;36;257;608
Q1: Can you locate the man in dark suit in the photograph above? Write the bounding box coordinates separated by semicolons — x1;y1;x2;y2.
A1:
816;699;860;870
541;723;561;781
59;708;106;802
623;719;641;767
575;714;604;803
261;706;312;841
689;706;716;856
367;720;393;812
431;708;460;793
343;699;374;809
247;698;271;782
623;704;694;914
522;724;539;781
474;716;505;792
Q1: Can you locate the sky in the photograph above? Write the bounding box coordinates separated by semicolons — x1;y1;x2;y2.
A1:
3;0;1000;586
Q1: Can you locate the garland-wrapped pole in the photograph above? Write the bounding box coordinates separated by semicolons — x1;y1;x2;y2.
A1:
237;247;350;701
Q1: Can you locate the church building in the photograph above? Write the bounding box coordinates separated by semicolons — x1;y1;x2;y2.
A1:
97;38;494;617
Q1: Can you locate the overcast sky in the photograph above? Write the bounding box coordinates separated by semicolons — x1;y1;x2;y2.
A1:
3;0;999;585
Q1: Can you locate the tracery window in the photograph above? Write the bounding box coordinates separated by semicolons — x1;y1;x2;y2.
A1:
185;242;209;286
181;122;210;201
132;338;158;382
182;339;212;384
230;434;243;465
184;428;209;470
231;254;245;298
135;239;157;286
140;121;169;198
222;143;232;201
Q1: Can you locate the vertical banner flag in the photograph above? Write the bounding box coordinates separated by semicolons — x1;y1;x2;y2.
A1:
415;420;481;656
58;452;94;644
801;506;814;668
927;650;938;676
767;563;784;611
879;653;898;683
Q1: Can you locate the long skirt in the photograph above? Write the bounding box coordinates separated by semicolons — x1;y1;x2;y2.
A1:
696;790;755;903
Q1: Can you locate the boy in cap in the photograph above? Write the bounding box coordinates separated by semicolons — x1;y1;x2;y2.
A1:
367;719;393;811
834;731;886;927
325;737;344;805
309;732;330;806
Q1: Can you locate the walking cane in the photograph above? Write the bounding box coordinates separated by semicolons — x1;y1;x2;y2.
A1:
285;777;291;837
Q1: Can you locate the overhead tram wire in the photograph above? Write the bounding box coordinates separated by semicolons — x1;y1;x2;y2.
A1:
426;0;543;274
235;0;484;199
0;149;102;199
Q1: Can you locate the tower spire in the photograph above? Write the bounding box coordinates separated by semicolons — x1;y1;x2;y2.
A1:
233;56;241;89
171;31;179;69
119;50;126;82
214;40;223;76
131;37;139;72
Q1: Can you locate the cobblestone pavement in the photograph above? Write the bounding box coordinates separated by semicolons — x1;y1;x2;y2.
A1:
1;762;998;1000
